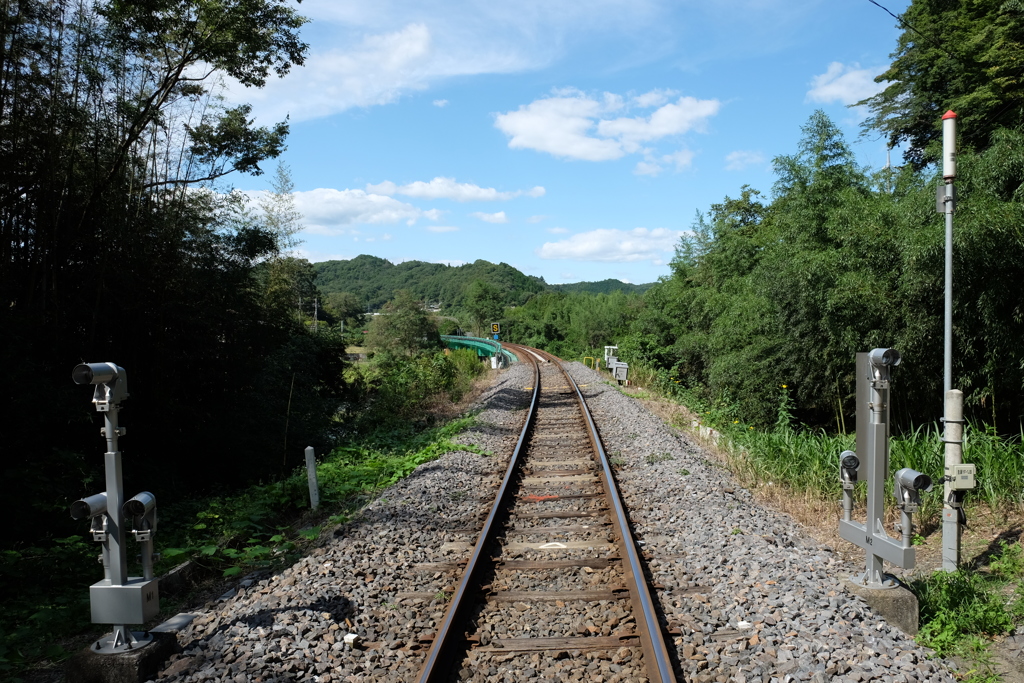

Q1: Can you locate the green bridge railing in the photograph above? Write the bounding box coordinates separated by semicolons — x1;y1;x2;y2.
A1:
441;335;518;365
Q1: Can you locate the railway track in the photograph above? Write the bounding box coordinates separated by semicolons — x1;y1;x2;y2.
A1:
416;345;678;682
152;348;954;682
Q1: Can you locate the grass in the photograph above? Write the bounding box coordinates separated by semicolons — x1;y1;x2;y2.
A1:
708;422;1024;530
0;413;488;681
156;415;487;578
910;540;1024;681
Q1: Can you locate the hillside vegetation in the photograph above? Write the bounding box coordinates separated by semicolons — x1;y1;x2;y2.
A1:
313;255;650;311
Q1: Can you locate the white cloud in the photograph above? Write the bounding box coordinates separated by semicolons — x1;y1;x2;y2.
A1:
495;88;719;163
806;62;886;105
282;188;425;234
423;208;445;220
537;227;685;263
663;149;695;170
367;177;545;202
724;150;766;171
634;149;695;176
527;215;547;223
228;24;437;123
596;97;718;149
631;88;677;108
433;99;449;107
634;160;663;176
471;211;508;223
547;227;569;234
226;1;666;123
427;225;460;232
495;92;624;161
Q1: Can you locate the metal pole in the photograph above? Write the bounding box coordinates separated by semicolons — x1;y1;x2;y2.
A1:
864;369;890;586
942;390;964;570
102;405;134;649
941;110;957;395
941;110;960;570
944;184;953;395
103;407;127;586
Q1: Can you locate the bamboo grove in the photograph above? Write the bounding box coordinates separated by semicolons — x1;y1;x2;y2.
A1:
0;0;352;546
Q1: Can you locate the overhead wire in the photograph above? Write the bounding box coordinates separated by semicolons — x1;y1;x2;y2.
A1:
865;0;1024;155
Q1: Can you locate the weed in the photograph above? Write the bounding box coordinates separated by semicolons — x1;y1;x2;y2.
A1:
645;452;673;464
610;456;626;467
989;540;1024;581
731;528;742;535
912;534;926;546
434;590;450;602
911;541;1024;667
679;469;691;476
915;569;1015;656
449;490;468;503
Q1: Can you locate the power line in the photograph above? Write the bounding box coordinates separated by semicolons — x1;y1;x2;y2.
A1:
864;0;1024;148
865;0;958;62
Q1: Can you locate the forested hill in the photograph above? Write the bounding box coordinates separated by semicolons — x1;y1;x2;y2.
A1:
313;255;651;310
550;279;653;295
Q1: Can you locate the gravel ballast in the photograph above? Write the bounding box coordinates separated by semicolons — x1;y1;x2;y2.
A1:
148;359;956;682
564;361;955;683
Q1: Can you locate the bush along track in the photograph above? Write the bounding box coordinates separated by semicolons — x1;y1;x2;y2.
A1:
911;542;1024;682
0;415;490;681
157;415;492;582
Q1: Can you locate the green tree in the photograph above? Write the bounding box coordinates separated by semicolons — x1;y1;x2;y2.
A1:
324;291;365;329
464;280;503;335
259;256;319;323
859;0;1024;169
624;107;1024;430
0;0;323;546
365;291;441;354
259;162;304;253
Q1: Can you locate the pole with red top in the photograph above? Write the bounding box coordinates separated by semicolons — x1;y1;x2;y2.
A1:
941;110;956;396
939;110;973;572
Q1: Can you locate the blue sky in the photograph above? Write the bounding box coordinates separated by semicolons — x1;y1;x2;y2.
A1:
229;0;910;285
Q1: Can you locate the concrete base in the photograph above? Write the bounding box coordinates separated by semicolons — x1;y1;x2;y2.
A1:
844;578;919;636
65;632;178;683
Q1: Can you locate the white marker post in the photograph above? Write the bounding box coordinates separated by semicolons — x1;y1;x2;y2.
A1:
305;446;320;510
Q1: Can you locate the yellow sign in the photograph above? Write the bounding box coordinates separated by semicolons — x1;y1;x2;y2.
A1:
491;323;501;333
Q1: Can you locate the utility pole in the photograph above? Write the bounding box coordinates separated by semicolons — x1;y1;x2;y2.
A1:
942;110;956;397
885;147;893;194
938;110;974;571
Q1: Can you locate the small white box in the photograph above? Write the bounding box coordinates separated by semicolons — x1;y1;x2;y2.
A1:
950;463;976;490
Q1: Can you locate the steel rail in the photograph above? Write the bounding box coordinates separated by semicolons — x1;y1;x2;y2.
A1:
552;351;678;683
415;345;540;683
